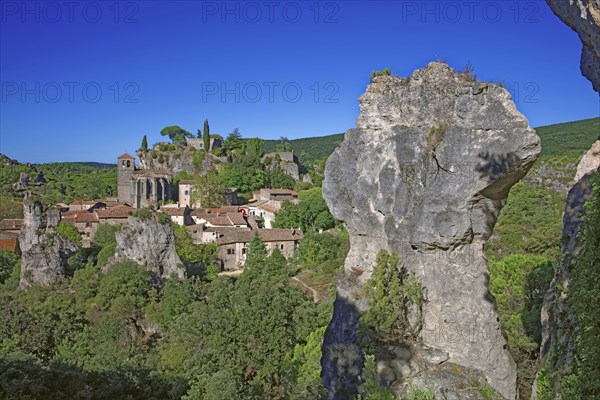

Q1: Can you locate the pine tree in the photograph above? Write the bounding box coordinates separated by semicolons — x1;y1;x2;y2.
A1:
246;232;267;268
203;119;211;151
141;135;148;151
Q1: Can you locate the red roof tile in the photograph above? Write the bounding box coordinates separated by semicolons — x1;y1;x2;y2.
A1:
117;153;135;159
96;204;134;219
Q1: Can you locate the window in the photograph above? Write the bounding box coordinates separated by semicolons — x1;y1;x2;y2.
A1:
280;244;284;250
242;248;247;255
185;190;189;195
126;160;131;168
86;222;92;228
227;248;234;255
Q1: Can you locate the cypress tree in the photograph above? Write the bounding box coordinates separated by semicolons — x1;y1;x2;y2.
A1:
203;119;210;151
141;135;148;151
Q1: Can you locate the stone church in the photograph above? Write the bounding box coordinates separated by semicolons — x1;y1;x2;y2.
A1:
117;153;174;208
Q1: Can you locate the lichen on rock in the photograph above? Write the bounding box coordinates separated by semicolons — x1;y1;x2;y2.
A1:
321;62;541;399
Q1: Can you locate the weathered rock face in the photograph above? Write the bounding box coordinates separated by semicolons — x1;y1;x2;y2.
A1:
13;172;29;192
532;140;599;399
262;152;301;181
322;63;541;399
547;0;600;92
19;193;78;289
574;138;600;181
105;213;185;280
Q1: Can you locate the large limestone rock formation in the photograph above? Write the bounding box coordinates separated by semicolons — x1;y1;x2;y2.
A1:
574;138;600;181
19;193;78;289
105;212;185;280
532;139;600;399
547;0;600;92
322;63;541;399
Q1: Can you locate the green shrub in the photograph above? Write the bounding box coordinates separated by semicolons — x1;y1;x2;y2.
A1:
362;250;425;342
407;385;435;400
370;68;391;83
561;173;600;398
0;250;19;284
133;207;152;221
55;221;82;245
156;212;172;226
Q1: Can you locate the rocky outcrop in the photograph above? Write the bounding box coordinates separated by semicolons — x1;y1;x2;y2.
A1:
0;153;19;166
546;0;600;92
574;138;600;181
137;148;223;175
532;140;600;399
19;193;78;289
262;152;301;181
105;212;185;280
322;63;541;399
13;172;29;192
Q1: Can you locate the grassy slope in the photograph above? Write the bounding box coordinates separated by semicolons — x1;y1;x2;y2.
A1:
535;117;599;161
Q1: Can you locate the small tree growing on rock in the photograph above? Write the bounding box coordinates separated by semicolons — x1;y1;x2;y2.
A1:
362;250;426;343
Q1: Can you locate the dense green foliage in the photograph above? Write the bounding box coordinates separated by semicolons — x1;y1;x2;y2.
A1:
361;251;425;343
55;222;82;246
0;251;19;285
488;254;553;396
559;173;600;399
160;126;192;143
190;171;224;208
273;187;336;232
0;162;117;216
0;222;332;399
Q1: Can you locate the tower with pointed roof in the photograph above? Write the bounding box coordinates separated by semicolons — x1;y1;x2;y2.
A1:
117;153;135;204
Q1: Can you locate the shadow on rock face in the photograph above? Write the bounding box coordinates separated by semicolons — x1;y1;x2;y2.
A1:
321;294;363;400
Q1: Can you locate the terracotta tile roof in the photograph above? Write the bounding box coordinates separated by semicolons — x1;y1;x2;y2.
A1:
70;200;104;206
96;204;134;219
0;219;23;230
227;212;247;226
191;206;240;215
246;215;259;230
117;153;135;160
62;210;99;223
179;180;192;185
194;212;247;227
159;207;189;216
186;223;205;232
217;228;303;245
257;203;278;214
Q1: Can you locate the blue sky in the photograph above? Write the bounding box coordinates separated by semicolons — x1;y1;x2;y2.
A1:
1;1;598;163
